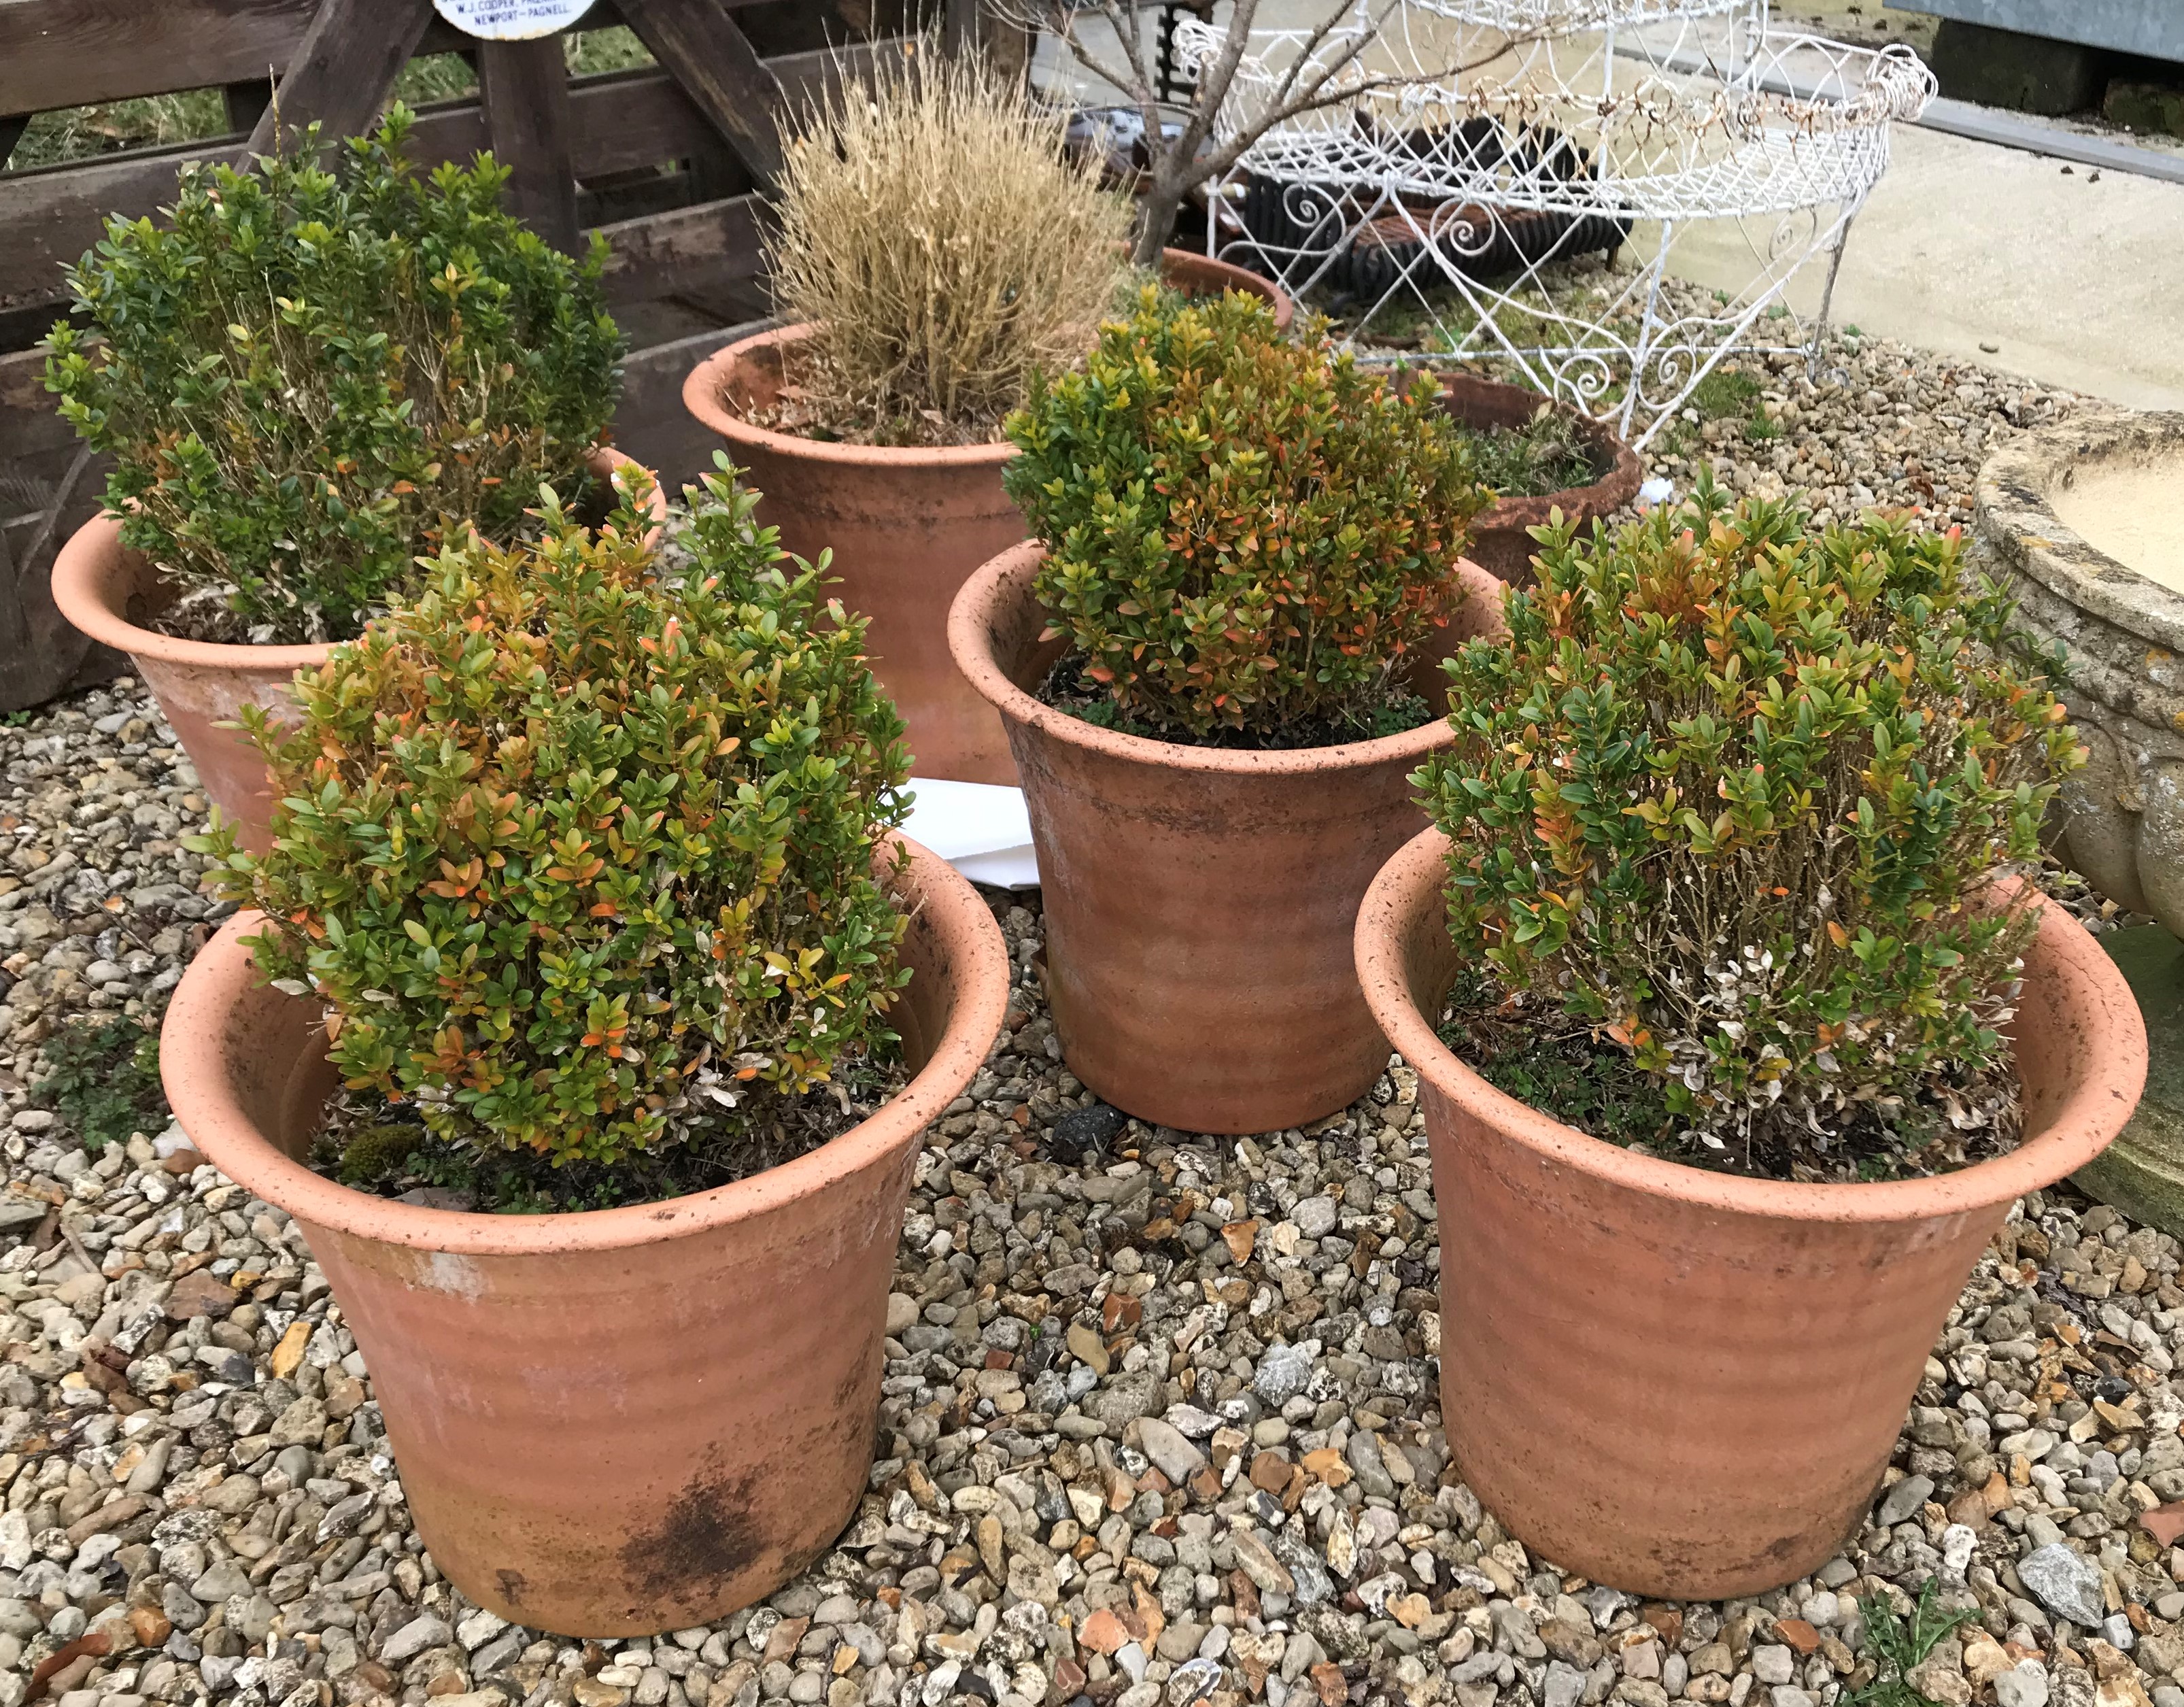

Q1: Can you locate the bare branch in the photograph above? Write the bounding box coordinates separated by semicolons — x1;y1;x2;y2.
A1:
1263;0;1395;113
1027;0;1560;253
1167;0;1260;172
1193;37;1552;187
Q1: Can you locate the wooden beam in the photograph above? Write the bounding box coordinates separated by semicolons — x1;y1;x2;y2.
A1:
223;80;275;139
0;347;82;469
0;1;862;114
0;42;892;321
479;38;579;254
0;441;109;713
593;191;767;306
613;0;783;185
1;116;27;171
247;0;437;156
0;0;318;116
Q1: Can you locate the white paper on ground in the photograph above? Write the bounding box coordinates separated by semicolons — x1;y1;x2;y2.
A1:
899;779;1040;889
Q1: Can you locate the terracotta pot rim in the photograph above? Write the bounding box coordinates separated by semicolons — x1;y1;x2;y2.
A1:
160;834;1010;1256
51;446;665;673
684;325;1022;472
1356;824;2148;1226
1424;371;1643;530
949;539;1501;778
681;250;1294;473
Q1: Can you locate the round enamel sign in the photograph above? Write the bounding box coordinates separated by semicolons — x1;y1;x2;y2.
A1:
433;0;591;41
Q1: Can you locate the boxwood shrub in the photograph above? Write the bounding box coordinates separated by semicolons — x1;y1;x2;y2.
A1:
194;462;912;1170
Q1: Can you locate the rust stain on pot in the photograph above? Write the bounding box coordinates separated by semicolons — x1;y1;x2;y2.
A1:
618;1452;766;1607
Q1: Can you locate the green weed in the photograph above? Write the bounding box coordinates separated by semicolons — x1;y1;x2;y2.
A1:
1845;1578;1979;1707
32;1013;167;1153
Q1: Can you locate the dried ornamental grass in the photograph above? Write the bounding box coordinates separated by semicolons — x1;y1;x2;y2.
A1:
764;48;1132;445
1416;476;2083;1178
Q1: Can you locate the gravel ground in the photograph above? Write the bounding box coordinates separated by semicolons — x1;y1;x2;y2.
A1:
1352;280;2087;537
0;342;2162;1707
1631;327;2083;535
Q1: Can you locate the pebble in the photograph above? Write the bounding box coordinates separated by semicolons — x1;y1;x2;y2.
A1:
2021;1543;2109;1627
1877;1473;1936;1527
3;496;2183;1707
1999;1664;2055;1707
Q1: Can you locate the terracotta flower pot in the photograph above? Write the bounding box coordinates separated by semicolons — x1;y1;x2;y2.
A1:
681;250;1291;787
1417;373;1640;586
1354;826;2148;1600
159;835;1010;1636
949;541;1506;1136
50;448;665;856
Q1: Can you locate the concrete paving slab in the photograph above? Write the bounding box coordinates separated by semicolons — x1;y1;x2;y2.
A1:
1659;120;2184;409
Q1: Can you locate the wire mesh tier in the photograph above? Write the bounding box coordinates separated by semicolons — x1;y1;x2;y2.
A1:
1183;1;1936;445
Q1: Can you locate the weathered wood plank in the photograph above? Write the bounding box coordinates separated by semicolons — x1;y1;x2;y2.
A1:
0;42;886;318
0;116;27;172
0;0;318;116
563;66;712;181
594;191;768;307
247;0;437;155
614;0;783;184
0;438;113;713
0;346;74;467
0;0;807;114
479;38;579;254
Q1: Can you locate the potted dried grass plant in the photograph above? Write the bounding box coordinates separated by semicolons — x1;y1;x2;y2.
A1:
683;49;1288;783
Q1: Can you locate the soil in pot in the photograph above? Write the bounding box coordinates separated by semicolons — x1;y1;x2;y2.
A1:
1036;652;1434;751
1435;965;2025;1184
318;1047;912;1213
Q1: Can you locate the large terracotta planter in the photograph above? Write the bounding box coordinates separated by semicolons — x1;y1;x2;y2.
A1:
1354;826;2148;1600
51;449;664;855
950;541;1505;1135
681;250;1291;787
159;836;1010;1636
1418;373;1640;586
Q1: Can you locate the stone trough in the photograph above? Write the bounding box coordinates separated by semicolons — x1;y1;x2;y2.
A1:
1978;406;2184;1232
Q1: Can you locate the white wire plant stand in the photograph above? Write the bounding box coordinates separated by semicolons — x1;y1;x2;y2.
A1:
1180;0;1936;447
